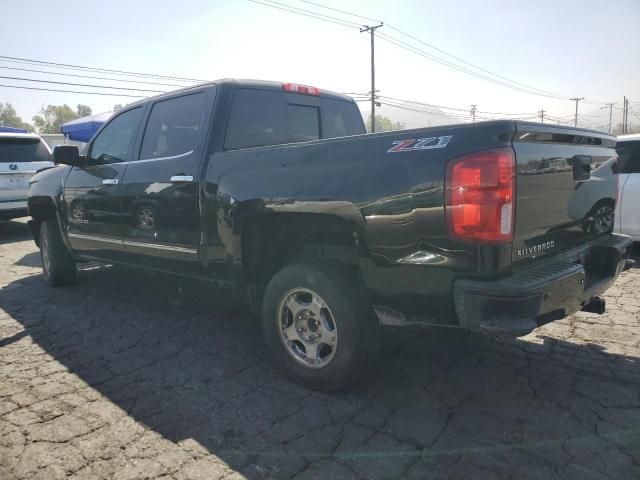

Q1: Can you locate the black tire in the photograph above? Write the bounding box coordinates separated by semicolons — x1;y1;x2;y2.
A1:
261;262;380;391
39;220;77;287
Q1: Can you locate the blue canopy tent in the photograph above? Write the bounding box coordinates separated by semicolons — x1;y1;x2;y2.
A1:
0;126;28;133
60;112;111;142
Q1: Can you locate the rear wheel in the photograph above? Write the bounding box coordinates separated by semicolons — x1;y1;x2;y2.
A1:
261;262;379;391
40;220;77;286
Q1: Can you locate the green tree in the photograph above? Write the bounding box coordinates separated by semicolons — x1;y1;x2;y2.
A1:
613;122;640;135
366;114;405;133
32;104;80;134
0;102;32;131
76;104;92;117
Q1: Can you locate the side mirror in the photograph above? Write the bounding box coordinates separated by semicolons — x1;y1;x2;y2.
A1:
53;145;84;167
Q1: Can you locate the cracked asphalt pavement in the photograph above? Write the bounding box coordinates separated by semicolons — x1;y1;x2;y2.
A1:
0;218;639;479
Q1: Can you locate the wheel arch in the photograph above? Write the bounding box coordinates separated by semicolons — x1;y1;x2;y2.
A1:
240;210;369;313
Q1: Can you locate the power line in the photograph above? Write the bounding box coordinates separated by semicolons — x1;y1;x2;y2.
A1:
247;0;360;28
0;83;146;98
250;0;613;106
299;0;381;23
293;0;595;102
0;75;165;93
0;64;189;87
378;95;470;113
0;55;205;82
296;0;574;100
377;32;572;101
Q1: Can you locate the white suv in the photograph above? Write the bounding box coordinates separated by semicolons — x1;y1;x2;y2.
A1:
615;134;640;240
0;132;53;220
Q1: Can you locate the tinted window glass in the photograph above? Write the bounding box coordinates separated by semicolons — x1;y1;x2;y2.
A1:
225;89;287;149
225;89;365;150
617;142;640;174
140;93;206;160
0;137;50;163
288;105;319;142
322;98;365;138
90;108;142;165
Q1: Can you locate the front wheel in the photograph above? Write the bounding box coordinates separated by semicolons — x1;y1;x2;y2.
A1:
40;220;77;287
261;262;380;391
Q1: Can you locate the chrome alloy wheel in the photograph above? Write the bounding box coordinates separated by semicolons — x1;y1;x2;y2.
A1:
137;207;155;230
278;288;338;369
41;233;51;276
593;205;614;234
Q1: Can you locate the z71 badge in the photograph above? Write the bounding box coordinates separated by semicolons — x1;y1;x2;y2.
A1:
387;135;452;153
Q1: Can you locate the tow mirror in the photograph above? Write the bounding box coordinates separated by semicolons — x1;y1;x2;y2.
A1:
53;145;84;167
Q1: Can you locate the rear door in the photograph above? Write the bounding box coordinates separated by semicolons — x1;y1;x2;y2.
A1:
63;106;144;259
0;136;52;212
511;124;617;264
118;87;215;273
616;141;640;237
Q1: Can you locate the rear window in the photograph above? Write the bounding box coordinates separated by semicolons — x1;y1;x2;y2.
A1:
224;88;364;150
0;137;50;163
617;141;640;174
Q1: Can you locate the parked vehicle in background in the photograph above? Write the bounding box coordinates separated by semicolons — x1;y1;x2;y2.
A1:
26;79;632;390
615;134;640;240
1;132;53;220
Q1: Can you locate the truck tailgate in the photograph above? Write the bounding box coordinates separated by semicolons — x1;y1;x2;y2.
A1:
511;123;618;265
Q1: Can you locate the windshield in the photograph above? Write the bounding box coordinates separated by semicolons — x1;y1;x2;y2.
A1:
0;137;50;163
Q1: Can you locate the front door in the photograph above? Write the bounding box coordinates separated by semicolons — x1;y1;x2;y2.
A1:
63;106;144;260
118;88;214;273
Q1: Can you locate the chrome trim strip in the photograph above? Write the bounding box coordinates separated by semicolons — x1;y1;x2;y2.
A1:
123;150;194;165
68;233;123;245
0;171;37;175
123;240;197;254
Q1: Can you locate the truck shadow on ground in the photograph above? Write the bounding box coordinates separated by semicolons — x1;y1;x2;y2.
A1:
1;260;639;478
0;220;31;245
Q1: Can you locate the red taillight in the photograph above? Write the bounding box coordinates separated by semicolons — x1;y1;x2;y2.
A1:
445;148;515;244
282;82;320;96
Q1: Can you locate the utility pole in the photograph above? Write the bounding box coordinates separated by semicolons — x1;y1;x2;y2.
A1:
470;104;477;123
538;109;545;123
360;23;383;132
601;103;616;133
570;97;584;127
622;96;629;134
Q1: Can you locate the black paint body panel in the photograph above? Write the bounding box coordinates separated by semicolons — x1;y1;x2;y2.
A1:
27;79;626;330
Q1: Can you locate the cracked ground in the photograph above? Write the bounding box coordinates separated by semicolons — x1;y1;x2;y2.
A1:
0;219;639;480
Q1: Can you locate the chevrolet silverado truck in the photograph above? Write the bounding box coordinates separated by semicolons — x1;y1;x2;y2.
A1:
27;79;632;390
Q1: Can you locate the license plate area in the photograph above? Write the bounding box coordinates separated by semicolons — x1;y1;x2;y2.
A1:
0;174;30;189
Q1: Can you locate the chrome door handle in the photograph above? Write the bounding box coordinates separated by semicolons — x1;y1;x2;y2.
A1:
170;175;194;183
102;178;119;185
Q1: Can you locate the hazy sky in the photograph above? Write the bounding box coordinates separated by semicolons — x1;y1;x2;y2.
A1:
1;0;639;129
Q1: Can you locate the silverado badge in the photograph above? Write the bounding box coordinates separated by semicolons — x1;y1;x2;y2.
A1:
517;241;555;257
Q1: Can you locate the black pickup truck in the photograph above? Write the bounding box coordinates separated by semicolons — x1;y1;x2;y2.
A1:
27;79;632;390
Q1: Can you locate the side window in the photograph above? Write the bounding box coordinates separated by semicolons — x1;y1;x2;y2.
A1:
225;89;287;150
139;92;206;160
288;105;320;142
89;108;142;165
617;142;640;174
321;98;366;138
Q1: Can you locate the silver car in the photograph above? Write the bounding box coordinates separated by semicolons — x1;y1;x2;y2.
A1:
0;132;53;220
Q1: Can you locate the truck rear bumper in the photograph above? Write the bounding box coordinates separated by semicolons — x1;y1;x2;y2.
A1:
453;234;633;336
0;200;28;220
